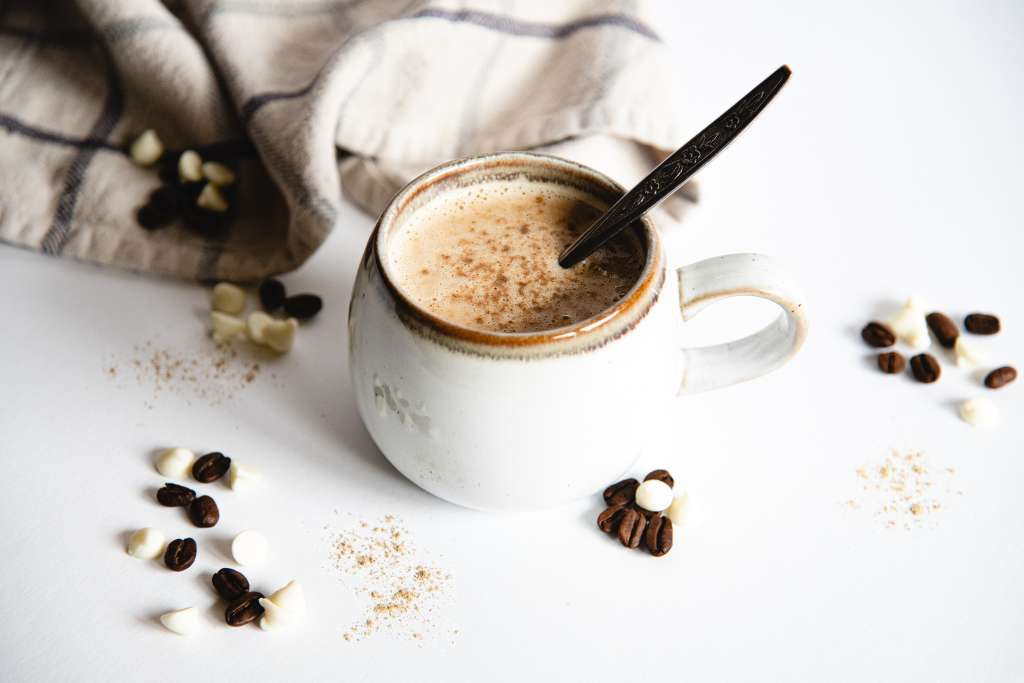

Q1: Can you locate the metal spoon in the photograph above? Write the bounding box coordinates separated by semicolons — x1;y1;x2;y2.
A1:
558;65;792;268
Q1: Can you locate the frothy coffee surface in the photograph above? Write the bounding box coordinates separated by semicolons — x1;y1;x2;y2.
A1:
388;181;644;333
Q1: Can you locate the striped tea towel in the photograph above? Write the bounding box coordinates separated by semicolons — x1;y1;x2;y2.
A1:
0;0;694;282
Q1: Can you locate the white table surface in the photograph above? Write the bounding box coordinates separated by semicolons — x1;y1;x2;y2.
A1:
3;2;1023;681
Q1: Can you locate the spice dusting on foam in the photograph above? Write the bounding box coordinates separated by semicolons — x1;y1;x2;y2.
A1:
326;515;456;645
388;180;643;334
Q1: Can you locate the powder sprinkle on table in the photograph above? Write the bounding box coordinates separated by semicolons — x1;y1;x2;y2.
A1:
846;449;962;531
104;338;270;406
326;515;454;644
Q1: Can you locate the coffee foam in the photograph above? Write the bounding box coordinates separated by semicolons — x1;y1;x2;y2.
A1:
387;179;643;333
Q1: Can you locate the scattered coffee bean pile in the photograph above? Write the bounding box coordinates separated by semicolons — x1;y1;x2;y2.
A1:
157;481;219;530
860;298;1015;428
596;470;687;557
211;568;303;628
129;129;239;233
161;569;302;632
136;449;239;573
125;447;301;636
208;279;323;354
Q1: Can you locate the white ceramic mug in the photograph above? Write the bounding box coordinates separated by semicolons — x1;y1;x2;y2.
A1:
348;152;807;510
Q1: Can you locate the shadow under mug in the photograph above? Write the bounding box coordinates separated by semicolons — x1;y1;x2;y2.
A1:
348;152;807;511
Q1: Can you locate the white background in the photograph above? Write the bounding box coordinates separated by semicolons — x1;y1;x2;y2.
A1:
2;1;1023;680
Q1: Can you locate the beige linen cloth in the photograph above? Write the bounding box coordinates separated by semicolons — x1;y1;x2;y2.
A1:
0;0;694;281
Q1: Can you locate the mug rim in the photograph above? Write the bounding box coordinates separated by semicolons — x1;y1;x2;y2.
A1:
373;152;664;350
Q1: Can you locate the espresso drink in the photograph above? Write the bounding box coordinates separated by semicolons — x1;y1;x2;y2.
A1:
389;181;644;333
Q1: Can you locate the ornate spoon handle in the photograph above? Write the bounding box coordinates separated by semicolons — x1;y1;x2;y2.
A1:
558;65;792;268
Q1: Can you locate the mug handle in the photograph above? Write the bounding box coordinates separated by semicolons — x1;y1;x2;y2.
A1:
676;253;808;394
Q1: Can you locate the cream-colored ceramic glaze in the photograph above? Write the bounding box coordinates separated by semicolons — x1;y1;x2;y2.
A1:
348;153;807;510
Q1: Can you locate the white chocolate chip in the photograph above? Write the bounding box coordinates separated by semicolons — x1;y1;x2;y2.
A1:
262;318;298;353
127;527;165;559
268;580;305;613
228;462;263;492
129;129;164;166
159;606;199;636
954;337;986;369
634;479;673;512
258;598;294;631
197;183;228;213
211;282;246;314
904;323;931;350
258;580;305;631
155;447;195;479
959;397;1000;428
231;529;269;566
246;311;273;344
887;310;916;339
178;150;203;182
889;298;928;345
210;311;245;342
666;493;688;525
904;294;928;311
667;491;704;529
202;161;236;186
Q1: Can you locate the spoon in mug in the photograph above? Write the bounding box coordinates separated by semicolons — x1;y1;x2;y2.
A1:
558;65;792;269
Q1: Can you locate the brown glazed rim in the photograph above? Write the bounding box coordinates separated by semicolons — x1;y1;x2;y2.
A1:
373;152;663;348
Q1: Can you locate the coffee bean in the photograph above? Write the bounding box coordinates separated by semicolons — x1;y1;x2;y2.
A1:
602;478;639;506
156;482;196;507
164;538;197;571
176;180;205;208
180;182;230;234
137;185;179;230
925;312;959;349
212;568;250;601
616;507;646;549
150;184;178;212
225;591;265;627
156;481;196;507
136;203;171;230
197;140;247;164
259;279;286;311
597;504;627;534
877;351;906;374
910;353;941;383
192;452;231;483
182;205;228;233
644;515;673;557
188;495;219;528
282;294;323;320
984;366;1017;389
158;151;182;185
861;321;895;348
965;313;1000;335
643;469;674;488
